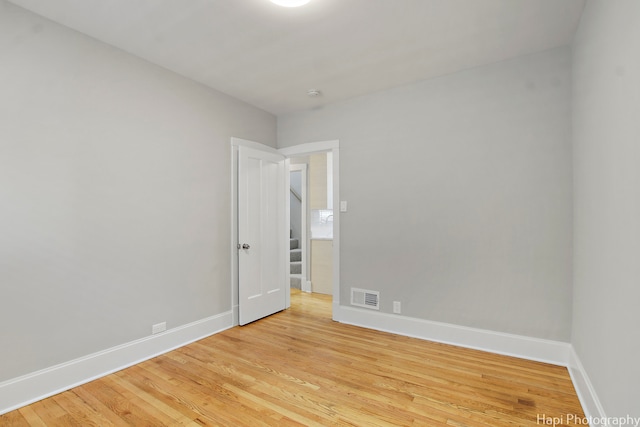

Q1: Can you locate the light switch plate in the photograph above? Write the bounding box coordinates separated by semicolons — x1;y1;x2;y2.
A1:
340;201;348;212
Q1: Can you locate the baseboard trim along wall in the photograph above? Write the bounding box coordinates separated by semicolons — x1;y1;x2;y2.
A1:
1;305;606;422
232;304;239;326
337;305;571;365
0;311;233;416
568;348;608;426
337;305;609;423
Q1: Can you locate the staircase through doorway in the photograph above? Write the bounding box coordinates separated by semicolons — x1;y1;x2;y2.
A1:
290;236;302;289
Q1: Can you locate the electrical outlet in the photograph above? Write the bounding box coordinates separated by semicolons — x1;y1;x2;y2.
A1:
152;322;166;335
393;301;401;314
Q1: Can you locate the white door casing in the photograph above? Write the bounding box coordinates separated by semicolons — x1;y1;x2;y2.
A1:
238;146;286;325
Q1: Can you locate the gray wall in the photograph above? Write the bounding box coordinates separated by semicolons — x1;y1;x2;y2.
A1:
279;48;573;341
0;1;276;382
572;0;640;418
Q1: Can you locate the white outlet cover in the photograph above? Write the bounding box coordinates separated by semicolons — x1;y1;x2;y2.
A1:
393;301;401;314
152;322;166;334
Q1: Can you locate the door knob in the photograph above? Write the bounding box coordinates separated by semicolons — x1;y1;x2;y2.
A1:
241;243;250;250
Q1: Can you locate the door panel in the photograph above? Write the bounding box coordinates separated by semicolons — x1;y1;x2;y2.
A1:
238;146;286;325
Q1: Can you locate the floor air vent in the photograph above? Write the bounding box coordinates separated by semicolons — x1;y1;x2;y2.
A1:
351;288;380;310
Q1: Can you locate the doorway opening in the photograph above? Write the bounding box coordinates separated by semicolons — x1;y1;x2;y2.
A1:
281;140;340;321
232;138;340;326
288;152;335;301
288;153;334;300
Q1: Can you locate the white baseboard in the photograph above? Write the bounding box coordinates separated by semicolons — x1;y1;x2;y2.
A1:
568;347;608;426
337;306;571;366
1;305;606;423
303;280;312;293
0;311;233;416
232;304;239;326
337;306;611;423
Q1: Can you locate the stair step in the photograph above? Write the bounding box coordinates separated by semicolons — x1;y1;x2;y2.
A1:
290;262;302;274
290;239;299;250
290;275;302;289
290;249;302;262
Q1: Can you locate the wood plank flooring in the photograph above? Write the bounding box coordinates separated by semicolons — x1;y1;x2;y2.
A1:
1;290;586;426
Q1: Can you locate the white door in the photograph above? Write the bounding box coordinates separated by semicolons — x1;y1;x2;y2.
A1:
238;146;286;325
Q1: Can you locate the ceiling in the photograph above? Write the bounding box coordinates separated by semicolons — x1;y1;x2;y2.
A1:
8;0;585;115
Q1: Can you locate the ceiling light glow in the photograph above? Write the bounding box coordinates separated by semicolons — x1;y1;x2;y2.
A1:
270;0;311;7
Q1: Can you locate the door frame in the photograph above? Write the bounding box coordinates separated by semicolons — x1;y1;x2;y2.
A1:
231;138;340;324
279;140;340;321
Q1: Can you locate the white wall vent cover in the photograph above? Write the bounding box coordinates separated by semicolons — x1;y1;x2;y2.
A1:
351;288;380;310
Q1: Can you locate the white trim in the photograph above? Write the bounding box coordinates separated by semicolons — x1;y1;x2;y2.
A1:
337;306;571;366
326;152;333;210
337;306;607;419
303;280;312;293
330;147;340;314
0;311;233;416
231;143;239;326
231;305;240;327
568;347;608;426
284;157;291;309
278;140;339;157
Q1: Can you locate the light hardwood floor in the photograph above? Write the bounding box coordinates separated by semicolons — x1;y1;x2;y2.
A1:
1;290;586;426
